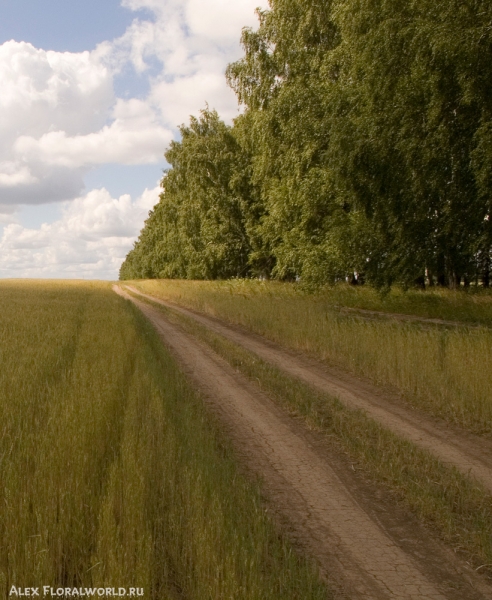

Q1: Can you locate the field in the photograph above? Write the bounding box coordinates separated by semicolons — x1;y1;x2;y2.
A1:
4;278;492;599
130;279;492;434
122;283;492;574
0;280;327;599
116;282;492;597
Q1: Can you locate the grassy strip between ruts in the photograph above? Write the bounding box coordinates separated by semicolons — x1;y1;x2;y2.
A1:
134;292;492;575
129;279;492;436
0;281;328;600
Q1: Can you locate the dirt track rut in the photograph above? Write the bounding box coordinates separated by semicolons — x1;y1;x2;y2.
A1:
336;306;489;329
125;286;492;495
115;285;492;600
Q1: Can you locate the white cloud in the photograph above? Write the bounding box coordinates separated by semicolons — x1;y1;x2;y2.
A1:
0;162;38;188
0;186;160;279
110;0;268;127
0;41;114;142
0;1;267;182
185;0;265;42
14;100;172;168
0;40;115;206
149;72;239;127
121;0;264;41
0;40;172;203
0;166;86;206
0;0;269;277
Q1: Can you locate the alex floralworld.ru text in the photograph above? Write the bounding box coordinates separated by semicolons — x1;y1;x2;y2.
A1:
9;587;144;597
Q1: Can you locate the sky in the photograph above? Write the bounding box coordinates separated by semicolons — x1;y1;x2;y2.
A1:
0;0;267;279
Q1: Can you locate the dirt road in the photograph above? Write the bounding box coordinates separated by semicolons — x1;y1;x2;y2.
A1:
336;306;489;329
115;285;492;600
124;286;492;495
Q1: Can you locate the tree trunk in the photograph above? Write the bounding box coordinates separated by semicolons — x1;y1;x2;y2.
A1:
479;250;490;288
449;272;461;290
483;264;490;288
436;253;447;287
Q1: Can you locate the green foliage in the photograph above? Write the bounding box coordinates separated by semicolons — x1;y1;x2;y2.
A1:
121;0;492;288
328;0;492;286
120;108;261;280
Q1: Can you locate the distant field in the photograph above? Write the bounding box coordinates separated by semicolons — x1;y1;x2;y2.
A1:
0;280;326;599
129;279;492;434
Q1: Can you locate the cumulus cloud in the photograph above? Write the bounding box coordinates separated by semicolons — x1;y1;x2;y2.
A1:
0;186;160;279
185;0;265;43
149;72;238;128
121;0;264;43
111;0;268;126
0;162;38;188
0;40;172;205
14;99;172;168
0;0;268;277
0;40;113;206
0;41;113;142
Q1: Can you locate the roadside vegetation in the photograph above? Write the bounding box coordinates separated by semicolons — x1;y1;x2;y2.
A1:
128;279;492;435
132;291;492;573
130;278;492;326
0;280;328;600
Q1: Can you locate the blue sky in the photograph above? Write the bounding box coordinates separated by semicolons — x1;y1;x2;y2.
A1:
0;0;141;52
0;0;161;102
0;0;266;278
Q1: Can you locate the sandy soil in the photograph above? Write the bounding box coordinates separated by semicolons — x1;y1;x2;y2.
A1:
115;285;492;600
125;286;492;495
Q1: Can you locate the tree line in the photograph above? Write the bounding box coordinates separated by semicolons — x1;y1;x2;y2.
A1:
120;0;492;289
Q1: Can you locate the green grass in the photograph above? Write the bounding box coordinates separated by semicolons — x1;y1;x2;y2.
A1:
129;279;492;435
130;278;492;326
314;283;492;325
141;296;492;573
0;280;328;599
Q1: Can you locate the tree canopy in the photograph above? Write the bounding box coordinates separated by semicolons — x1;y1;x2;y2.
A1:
120;0;492;288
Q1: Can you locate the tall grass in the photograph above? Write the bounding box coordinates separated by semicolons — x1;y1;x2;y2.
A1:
131;279;492;434
131;278;492;325
157;303;492;571
0;280;327;599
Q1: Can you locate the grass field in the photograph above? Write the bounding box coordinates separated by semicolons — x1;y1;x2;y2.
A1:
137;295;492;573
130;278;492;326
0;280;327;599
129;279;492;435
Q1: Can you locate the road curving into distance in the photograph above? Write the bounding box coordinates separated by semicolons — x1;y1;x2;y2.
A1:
115;285;492;600
124;285;492;496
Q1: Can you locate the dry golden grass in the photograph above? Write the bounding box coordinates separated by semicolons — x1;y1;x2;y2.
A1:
0;280;328;599
130;279;492;434
144;297;492;573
